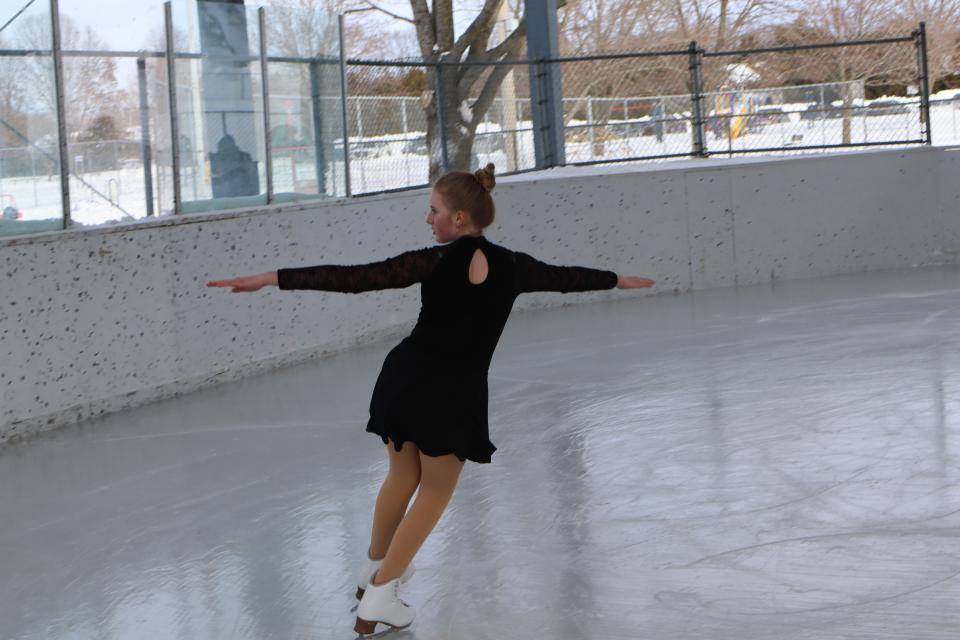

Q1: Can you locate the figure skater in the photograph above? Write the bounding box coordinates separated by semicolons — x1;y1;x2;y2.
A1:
207;163;655;635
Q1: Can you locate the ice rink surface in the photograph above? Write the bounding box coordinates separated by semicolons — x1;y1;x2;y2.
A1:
2;266;960;639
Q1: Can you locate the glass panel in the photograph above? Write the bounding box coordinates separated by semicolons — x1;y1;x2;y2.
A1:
63;57;174;225
172;0;267;213
0;0;64;237
345;62;431;194
265;5;345;200
55;0;172;224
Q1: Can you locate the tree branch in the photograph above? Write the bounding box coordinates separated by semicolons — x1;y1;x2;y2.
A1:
453;0;566;99
465;17;498;61
467;58;517;134
409;0;436;60
450;0;503;62
435;0;455;52
363;1;416;24
484;13;527;60
457;18;526;98
674;1;689;41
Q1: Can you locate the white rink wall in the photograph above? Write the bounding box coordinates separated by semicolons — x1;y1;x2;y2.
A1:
2;146;959;443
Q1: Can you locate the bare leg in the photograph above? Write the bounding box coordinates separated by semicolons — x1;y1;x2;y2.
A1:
372;450;465;585
368;438;421;559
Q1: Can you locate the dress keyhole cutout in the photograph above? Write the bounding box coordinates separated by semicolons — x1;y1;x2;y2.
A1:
468;248;488;285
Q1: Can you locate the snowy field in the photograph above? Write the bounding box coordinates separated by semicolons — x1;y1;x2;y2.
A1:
2;96;958;231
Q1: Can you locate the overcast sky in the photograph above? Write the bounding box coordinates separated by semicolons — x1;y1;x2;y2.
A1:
1;0;488;87
1;0;484;52
1;1;389;90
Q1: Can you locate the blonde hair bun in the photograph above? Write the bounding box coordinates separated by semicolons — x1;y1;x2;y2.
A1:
474;163;496;193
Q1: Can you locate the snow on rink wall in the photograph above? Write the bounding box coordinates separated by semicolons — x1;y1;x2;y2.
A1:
2;145;959;443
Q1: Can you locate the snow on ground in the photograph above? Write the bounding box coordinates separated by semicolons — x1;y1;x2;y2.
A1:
2;98;959;230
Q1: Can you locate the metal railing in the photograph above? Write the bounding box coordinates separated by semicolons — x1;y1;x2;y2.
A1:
0;5;939;236
341;24;933;193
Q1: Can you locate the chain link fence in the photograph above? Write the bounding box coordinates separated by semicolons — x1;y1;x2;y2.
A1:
342;25;935;194
0;9;946;236
559;50;694;164
697;34;924;156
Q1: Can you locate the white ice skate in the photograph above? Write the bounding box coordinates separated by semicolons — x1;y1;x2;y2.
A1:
354;550;415;600
354;573;415;635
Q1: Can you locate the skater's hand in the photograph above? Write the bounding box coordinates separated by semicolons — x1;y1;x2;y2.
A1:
616;275;655;289
207;272;276;293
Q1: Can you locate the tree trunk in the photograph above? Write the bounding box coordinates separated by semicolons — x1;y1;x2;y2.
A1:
426;66;475;184
409;0;551;181
425;65;479;181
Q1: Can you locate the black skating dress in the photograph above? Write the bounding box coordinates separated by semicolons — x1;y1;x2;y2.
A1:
277;234;618;463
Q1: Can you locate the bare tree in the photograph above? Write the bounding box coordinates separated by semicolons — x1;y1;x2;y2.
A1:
272;0;795;177
558;0;686;154
268;0;376;58
355;0;568;179
786;0;914;143
0;35;31;149
893;0;960;91
658;0;793;105
12;13;120;139
266;0;566;177
556;0;790;154
668;0;783;49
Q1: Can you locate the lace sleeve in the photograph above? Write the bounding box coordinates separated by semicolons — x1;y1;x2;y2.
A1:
277;246;443;293
513;251;619;294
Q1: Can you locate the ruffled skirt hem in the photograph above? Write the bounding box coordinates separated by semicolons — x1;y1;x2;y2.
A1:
365;420;497;464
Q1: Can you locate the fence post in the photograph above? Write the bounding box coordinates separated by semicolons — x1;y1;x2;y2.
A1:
164;1;182;214
587;96;595;159
523;0;565;168
953;96;958;141
337;13;352;197
355;98;364;145
915;22;933;145
688;41;706;157
136;57;155;216
534;59;549;165
310;60;330;196
258;7;273;203
819;84;826;144
30;149;38;206
49;0;71;226
435;61;450;172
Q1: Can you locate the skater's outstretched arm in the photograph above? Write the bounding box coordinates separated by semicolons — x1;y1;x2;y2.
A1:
206;271;278;293
616;275;656;289
513;251;654;294
207;246;444;294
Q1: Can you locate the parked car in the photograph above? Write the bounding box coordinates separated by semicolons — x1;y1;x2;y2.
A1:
823;104;848;119
402;137;428;155
664;115;688;133
473;134;504;154
350;143;377;159
865;99;911;116
755;105;790;125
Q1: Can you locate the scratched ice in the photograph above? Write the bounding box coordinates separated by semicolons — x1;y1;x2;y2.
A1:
1;266;959;639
